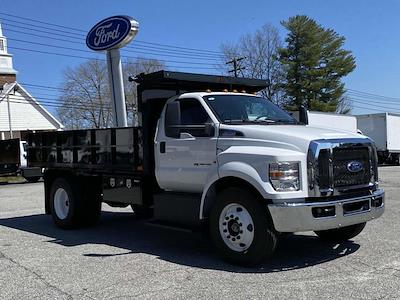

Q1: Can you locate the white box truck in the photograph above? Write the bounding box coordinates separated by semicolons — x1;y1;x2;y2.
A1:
356;113;400;164
307;111;358;133
291;110;359;133
27;71;384;266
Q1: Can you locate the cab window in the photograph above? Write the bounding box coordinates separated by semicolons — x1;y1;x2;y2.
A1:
180;98;210;125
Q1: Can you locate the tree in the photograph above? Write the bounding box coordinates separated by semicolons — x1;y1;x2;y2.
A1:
221;24;287;106
57;58;164;129
123;58;165;125
57;59;111;129
278;15;356;112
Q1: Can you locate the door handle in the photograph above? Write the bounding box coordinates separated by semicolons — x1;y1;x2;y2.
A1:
160;141;166;153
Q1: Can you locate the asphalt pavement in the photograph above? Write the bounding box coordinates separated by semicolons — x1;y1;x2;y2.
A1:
0;167;399;299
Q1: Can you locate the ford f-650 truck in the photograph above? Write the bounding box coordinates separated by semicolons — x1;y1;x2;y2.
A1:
27;71;384;266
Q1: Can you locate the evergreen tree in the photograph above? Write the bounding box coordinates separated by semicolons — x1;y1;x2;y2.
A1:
279;15;356;112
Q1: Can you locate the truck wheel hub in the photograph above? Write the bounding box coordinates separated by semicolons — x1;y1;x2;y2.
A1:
54;188;70;220
228;220;240;236
219;203;254;252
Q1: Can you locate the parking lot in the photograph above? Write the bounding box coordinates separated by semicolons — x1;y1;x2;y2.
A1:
0;167;399;299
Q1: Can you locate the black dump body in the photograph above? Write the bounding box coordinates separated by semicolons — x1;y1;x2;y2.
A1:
27;70;268;177
27;127;143;174
0;138;20;175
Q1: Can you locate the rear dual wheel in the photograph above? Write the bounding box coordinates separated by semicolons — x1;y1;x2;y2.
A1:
50;177;101;229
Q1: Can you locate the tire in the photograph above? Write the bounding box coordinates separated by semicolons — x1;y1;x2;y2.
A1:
50;177;101;229
314;222;366;242
26;177;41;183
209;187;278;266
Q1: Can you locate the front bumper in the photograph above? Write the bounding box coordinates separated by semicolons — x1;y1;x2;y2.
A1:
268;189;385;232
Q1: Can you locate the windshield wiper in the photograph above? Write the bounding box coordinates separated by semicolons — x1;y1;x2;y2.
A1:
224;118;297;125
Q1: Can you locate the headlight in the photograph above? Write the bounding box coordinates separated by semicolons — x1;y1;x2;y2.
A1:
269;162;300;192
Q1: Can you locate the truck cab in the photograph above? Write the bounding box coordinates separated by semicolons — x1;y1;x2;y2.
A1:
29;71;385;266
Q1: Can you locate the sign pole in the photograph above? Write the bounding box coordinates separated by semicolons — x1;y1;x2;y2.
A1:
86;15;139;128
106;49;127;127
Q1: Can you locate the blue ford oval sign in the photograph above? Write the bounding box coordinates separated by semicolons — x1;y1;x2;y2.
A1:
347;160;363;173
86;16;139;51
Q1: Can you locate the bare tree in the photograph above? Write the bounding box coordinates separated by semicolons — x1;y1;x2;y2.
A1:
221;24;287;106
57;58;164;129
57;60;111;129
123;58;165;125
336;95;353;114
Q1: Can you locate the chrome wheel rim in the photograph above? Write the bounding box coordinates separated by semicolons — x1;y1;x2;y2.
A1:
54;188;69;220
219;203;254;252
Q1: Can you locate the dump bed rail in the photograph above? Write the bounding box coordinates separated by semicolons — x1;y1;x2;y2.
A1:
27;127;143;174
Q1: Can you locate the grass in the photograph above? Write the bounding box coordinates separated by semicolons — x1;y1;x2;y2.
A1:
0;176;25;183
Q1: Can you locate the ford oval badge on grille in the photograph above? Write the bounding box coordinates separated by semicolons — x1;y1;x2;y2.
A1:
347;161;363;173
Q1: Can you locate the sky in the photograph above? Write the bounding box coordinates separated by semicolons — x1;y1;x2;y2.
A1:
1;0;400;116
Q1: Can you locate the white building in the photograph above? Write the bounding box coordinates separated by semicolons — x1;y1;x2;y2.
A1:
0;22;63;140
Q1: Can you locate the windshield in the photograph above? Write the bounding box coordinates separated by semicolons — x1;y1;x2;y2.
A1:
204;94;297;125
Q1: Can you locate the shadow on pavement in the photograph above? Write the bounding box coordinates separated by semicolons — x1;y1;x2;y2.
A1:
0;211;360;273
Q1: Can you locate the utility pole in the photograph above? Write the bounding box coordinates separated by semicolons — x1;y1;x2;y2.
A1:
6;94;13;139
226;57;246;77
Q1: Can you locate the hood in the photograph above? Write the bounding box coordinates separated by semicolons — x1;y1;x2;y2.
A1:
219;124;368;153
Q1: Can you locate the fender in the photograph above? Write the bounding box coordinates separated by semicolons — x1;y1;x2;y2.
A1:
199;146;308;219
199;161;269;219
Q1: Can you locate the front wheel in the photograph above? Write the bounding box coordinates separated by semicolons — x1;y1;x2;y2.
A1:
209;188;278;266
314;222;366;241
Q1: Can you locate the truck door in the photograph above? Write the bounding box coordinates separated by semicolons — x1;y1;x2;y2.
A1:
155;98;217;193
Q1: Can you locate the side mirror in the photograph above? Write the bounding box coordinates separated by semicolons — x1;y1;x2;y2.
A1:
165;102;181;138
299;105;309;125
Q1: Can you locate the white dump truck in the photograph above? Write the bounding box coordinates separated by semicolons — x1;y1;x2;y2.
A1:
27;71;384;265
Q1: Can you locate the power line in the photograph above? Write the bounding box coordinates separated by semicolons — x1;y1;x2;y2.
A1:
347;90;400;102
349;97;400;111
347;94;400;106
7;46;219;70
1;22;81;40
6;97;110;111
7;37;220;66
20;83;65;91
349;89;400;101
0;12;84;33
3;25;222;60
351;104;400;114
0;12;223;55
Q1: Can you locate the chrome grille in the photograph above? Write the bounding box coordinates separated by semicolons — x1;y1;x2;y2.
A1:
308;139;377;197
332;147;371;187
